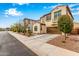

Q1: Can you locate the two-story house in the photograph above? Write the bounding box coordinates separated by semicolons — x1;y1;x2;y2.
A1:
23;5;74;34
40;5;74;34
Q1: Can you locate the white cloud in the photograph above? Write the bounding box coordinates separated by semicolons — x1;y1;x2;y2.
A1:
43;4;59;9
43;4;66;10
69;4;79;16
72;11;79;15
43;6;47;9
76;8;79;10
12;3;29;7
69;4;79;11
4;8;23;17
70;6;79;12
49;5;58;9
72;8;79;11
69;4;76;8
17;3;29;5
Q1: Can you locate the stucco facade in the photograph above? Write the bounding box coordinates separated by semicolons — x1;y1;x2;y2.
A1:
40;13;52;27
39;5;73;34
40;5;73;28
33;23;47;34
51;6;67;27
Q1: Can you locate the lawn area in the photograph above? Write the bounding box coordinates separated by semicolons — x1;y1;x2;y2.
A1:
47;35;79;53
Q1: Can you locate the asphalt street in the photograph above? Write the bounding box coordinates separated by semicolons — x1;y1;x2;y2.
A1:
0;31;37;56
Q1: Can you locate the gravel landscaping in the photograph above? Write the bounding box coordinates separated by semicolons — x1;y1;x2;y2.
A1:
47;35;79;53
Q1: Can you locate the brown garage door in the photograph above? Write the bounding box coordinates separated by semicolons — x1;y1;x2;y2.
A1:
47;27;61;34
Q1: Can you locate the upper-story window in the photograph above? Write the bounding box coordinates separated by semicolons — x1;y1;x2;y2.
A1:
34;26;38;31
46;14;51;21
54;10;61;21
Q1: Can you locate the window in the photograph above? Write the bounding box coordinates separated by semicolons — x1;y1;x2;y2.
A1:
34;26;38;31
54;10;61;20
46;14;51;21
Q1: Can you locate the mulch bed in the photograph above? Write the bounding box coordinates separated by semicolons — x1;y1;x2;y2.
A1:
47;35;79;53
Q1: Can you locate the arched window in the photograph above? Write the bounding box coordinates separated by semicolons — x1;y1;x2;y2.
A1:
34;26;38;31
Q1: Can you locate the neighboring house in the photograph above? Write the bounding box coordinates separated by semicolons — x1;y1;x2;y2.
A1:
23;18;37;32
23;5;74;34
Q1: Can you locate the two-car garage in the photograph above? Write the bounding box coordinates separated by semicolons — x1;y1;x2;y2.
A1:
47;27;61;34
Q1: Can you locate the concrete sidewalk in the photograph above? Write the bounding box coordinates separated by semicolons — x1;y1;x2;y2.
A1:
8;31;79;56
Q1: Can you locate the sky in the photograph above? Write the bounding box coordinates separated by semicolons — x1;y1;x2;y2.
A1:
0;3;79;28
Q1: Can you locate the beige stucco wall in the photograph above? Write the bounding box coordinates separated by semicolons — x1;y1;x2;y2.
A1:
40;6;68;28
44;14;52;27
40;16;46;24
40;15;52;27
40;24;47;34
73;23;79;29
33;23;47;34
40;13;52;27
67;10;73;20
33;23;41;34
51;6;66;23
45;20;52;27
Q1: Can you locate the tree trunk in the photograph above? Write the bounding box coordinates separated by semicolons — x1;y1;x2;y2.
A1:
65;33;66;40
24;31;25;35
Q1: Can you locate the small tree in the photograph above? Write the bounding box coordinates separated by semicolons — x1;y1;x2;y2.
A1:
21;26;26;35
27;29;32;37
58;15;73;41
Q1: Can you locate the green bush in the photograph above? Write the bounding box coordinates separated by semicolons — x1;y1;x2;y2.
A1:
27;30;32;37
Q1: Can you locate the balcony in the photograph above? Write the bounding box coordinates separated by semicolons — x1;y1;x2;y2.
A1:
52;22;58;27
